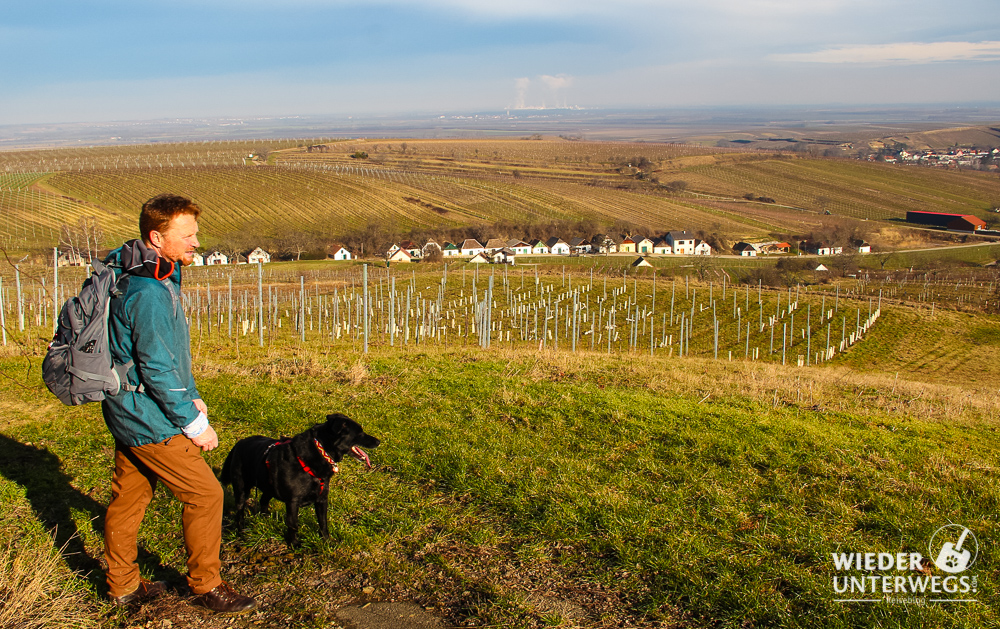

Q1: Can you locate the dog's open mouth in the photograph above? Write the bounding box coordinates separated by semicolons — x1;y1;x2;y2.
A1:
351;445;372;469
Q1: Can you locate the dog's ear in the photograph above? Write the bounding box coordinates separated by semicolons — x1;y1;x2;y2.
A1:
325;413;351;428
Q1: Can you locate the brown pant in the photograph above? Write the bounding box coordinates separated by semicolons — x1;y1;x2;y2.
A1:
104;436;223;597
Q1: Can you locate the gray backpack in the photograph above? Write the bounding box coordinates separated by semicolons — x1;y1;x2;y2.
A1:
43;258;140;405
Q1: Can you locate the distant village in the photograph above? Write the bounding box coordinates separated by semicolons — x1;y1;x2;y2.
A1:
875;147;999;168
56;231;880;268
55;208;995;268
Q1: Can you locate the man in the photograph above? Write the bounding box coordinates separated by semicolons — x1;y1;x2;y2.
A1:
102;194;256;613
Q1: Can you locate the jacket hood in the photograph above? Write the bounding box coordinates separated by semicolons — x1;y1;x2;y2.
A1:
107;239;180;282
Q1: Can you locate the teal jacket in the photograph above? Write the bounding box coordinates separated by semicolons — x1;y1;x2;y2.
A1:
101;243;201;446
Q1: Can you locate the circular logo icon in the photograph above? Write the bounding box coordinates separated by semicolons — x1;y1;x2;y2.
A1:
929;525;978;573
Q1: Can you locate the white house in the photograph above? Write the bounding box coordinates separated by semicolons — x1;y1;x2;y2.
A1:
484;238;507;252
733;242;758;257
810;242;843;256
634;237;655;255
247;247;271;264
666;230;695;255
530;239;549;255
506;239;532;255
400;240;422;259
468;252;491;264
568;237;592;254
443;242;461;257
460;238;485;257
206;251;229;265
387;249;412;263
653;239;673;255
693;240;712;256
546;237;571;255
490;248;516;265
190;251;204;266
330;246;352;261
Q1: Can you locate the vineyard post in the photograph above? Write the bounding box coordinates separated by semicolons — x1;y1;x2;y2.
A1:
300;276;306;344
649;304;654;357
15;265;23;332
487;275;493;349
652;270;656;313
206;282;212;336
554;298;559;351
713;316;718;359
572;291;578;353
806;319;811;366
228;275;233;340
52;247;58;334
257;261;263;347
363;264;369;353
0;278;5;345
390;277;395;346
678;313;684;357
782;322;787;365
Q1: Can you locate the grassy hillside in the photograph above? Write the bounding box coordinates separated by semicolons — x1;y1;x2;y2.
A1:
1;138;997;255
1;336;997;628
1;257;998;627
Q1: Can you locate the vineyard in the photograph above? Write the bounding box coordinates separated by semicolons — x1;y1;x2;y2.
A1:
0;138;996;256
8;254;999;377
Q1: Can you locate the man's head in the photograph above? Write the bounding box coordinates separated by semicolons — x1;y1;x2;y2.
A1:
140;194;201;266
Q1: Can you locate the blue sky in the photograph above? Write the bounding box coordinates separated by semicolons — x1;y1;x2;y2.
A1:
2;0;999;124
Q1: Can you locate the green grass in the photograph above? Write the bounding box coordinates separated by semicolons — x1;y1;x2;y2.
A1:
1;331;998;627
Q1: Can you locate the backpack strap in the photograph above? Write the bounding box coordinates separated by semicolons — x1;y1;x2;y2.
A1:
114;360;144;393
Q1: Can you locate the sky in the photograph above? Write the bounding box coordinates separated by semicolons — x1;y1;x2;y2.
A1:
2;0;999;125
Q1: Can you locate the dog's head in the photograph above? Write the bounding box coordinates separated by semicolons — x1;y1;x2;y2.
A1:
318;413;381;469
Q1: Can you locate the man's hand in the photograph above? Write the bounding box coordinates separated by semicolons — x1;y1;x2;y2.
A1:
193;398;208;416
191;425;218;452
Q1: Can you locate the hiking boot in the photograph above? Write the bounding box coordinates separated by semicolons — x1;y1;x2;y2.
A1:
110;578;168;606
189;581;257;614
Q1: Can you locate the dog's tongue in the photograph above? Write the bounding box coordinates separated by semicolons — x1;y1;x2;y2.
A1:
351;445;372;469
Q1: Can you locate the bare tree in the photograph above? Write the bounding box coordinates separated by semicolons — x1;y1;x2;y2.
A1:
60;216;105;261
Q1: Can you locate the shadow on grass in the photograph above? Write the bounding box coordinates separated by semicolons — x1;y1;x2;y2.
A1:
0;433;183;594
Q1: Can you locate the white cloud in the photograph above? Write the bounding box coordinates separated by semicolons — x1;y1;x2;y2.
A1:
772;41;1000;65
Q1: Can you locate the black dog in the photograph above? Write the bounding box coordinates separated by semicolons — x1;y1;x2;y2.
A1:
221;413;380;545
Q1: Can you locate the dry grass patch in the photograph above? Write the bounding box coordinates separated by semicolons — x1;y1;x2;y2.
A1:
0;500;96;629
